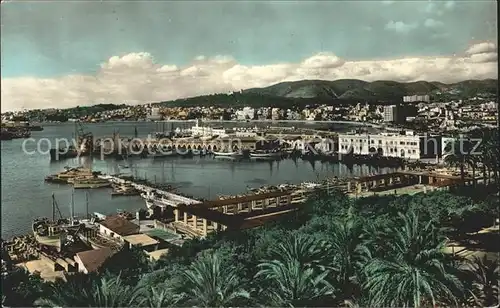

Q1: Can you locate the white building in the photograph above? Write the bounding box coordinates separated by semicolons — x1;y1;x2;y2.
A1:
190;119;228;137
338;131;440;160
235;107;255;120
147;107;162;121
403;95;430;103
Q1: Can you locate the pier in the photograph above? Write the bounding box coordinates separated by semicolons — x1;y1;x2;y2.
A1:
97;174;202;207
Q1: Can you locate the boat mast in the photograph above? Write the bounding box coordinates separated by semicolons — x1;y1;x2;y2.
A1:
52;193;56;221
70;191;75;225
85;192;89;220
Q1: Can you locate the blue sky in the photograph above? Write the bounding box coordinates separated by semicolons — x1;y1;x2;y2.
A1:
1;0;497;78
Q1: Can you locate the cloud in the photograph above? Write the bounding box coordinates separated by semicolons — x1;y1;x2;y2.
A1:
381;1;394;5
385;21;418;34
1;42;497;111
444;1;455;10
424;18;444;28
466;42;497;55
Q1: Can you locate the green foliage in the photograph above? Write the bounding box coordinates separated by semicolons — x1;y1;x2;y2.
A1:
5;182;498;307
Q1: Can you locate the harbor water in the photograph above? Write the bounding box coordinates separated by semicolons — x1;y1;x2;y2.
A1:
1;121;393;238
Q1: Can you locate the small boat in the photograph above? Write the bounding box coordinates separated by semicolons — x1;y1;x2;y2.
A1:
250;150;282;158
72;178;111;189
119;164;130;169
213;150;243;157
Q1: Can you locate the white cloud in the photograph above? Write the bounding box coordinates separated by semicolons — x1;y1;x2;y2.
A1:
381;1;394;5
385;21;418;34
1;42;497;112
444;1;456;10
466;42;497;55
424;18;444;28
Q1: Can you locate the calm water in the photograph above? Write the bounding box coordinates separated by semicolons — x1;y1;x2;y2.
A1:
1;121;392;238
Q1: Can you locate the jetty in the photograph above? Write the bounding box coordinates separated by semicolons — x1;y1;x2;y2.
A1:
97;174;201;207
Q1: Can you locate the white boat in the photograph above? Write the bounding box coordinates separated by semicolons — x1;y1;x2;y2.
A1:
213;151;243;157
250;151;282;158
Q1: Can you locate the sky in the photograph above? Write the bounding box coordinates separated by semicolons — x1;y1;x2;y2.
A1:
1;0;497;112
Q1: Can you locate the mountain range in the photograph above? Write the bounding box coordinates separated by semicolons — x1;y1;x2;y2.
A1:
242;79;498;101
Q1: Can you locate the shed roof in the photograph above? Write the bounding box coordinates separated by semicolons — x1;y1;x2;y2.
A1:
75;247;114;273
99;216;139;236
123;234;159;247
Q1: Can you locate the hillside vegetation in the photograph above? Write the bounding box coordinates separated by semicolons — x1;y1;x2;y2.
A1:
161;78;497;108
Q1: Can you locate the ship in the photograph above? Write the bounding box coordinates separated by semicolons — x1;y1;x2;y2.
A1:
32;194;81;250
49;146;79;161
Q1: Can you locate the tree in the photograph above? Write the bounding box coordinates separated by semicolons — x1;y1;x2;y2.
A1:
466;255;499;307
363;211;463;307
1;267;47;307
254;233;337;306
180;252;250;307
36;274;141;307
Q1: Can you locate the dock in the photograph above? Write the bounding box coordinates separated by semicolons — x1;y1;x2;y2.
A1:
97;174;202;207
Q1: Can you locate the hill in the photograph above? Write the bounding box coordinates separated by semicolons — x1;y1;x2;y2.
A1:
242;79;498;101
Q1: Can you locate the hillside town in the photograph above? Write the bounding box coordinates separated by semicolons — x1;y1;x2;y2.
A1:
1;94;497;132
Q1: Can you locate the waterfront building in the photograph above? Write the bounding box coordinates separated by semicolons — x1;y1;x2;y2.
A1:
74;247;114;274
338;131;441;160
190;119;228;137
147;107;162;121
122;233;159;252
98;216;140;241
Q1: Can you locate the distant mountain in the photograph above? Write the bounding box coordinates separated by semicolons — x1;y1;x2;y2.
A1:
242;79;498;101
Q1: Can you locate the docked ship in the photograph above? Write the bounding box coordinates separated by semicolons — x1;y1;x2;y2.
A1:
45;167;96;184
72;177;111;189
32;194;81;250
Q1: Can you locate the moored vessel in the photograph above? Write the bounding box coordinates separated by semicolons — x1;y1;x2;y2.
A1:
213;150;243;157
72;178;111;189
250;150;283;158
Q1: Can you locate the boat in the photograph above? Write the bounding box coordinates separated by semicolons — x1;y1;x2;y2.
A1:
119;164;130;169
213;150;243;157
250;150;283;158
72;178;111;189
32;194;81;249
111;184;139;197
150;150;176;158
141;191;174;209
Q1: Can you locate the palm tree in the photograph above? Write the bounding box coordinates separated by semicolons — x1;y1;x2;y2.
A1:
255;258;336;307
466;255;499;307
135;286;185;308
36;274;140;307
254;233;337;306
180;252;250;307
363;211;463;307
328;211;372;297
444;136;467;185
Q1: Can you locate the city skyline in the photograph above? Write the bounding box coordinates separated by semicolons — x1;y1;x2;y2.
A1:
1;0;498;112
